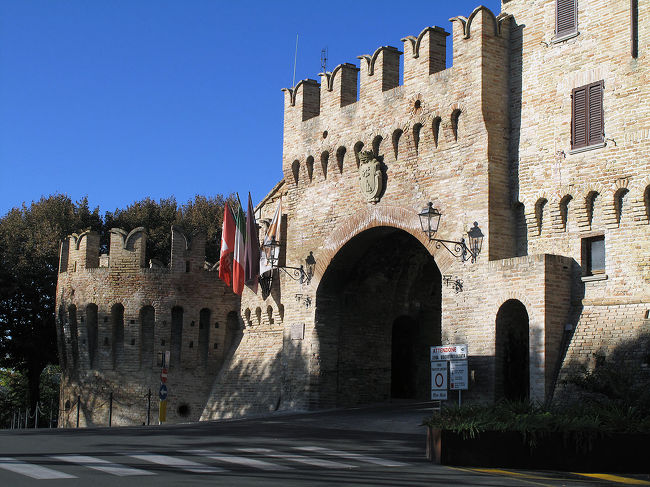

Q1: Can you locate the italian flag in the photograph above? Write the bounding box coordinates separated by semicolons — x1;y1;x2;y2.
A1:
232;196;247;295
218;202;235;287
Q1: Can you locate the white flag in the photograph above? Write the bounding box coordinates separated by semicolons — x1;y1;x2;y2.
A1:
260;199;282;275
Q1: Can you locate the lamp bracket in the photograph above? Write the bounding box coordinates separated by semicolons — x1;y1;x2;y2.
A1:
443;275;464;293
431;237;478;263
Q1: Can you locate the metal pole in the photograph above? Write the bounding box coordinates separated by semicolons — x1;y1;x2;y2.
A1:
25;407;28;428
11;411;15;429
147;389;151;426
458;390;462;407
76;395;80;428
35;404;39;428
108;392;113;427
49;398;53;428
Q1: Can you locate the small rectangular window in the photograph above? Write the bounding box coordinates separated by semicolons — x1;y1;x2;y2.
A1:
583;235;605;275
572;81;604;150
556;0;578;39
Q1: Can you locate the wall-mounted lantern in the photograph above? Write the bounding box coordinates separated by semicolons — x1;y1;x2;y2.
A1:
418;202;484;263
262;237;314;284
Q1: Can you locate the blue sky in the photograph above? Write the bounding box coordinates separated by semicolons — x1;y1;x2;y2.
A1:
0;0;501;217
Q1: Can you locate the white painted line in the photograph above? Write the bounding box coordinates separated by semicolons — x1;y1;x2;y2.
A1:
127;453;226;474
184;449;291;471
239;448;355;469
51;454;155;476
0;457;76;479
294;446;409;467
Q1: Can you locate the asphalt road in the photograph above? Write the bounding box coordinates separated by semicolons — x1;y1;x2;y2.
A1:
0;402;648;486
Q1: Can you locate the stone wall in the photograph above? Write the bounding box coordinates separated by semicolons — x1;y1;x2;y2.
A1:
56;226;239;426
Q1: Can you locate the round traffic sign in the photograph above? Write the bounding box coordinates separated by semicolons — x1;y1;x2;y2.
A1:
160;368;168;383
159;384;168;400
434;373;445;388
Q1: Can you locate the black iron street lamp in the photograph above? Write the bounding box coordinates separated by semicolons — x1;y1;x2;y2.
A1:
262;237;313;284
418;202;484;263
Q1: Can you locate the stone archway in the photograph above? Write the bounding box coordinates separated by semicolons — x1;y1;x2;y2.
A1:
312;226;441;408
495;299;530;401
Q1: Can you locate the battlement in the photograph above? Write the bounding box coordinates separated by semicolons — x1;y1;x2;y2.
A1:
282;6;510;125
58;226;210;273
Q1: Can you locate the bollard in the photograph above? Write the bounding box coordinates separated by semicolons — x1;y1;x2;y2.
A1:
35;404;39;429
147;389;151;426
76;395;80;428
25;407;28;429
108;392;113;427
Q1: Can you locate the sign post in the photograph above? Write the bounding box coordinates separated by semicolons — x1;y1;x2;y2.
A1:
430;344;469;406
159;351;169;424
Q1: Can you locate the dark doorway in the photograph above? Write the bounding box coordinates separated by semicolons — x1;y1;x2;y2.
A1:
314;227;441;408
391;316;419;398
495;299;530;401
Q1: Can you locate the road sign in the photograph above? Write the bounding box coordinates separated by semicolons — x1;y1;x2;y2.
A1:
159;384;168;401
449;360;469;390
430;344;468;361
160;368;168;383
431;361;448;400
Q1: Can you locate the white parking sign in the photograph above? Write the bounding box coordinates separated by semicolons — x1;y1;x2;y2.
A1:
431;361;448;400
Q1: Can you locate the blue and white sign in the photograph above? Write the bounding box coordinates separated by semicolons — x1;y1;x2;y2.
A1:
159;384;168;401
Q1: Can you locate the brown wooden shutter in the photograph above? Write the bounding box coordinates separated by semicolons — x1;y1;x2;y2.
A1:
556;0;578;37
572;86;587;149
588;81;604;146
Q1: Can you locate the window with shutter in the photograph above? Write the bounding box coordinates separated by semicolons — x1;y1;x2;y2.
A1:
556;0;578;39
571;81;604;151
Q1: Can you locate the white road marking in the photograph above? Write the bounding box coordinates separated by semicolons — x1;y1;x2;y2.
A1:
0;457;76;479
51;454;155;476
239;447;355;469
184;449;291;471
294;446;409;467
127;452;226;474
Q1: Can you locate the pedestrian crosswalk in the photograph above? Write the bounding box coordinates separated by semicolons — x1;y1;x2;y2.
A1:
0;445;411;480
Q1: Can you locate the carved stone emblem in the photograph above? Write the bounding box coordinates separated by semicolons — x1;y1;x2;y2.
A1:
358;150;383;203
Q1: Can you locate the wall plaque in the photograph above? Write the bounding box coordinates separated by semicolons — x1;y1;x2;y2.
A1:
291;323;305;340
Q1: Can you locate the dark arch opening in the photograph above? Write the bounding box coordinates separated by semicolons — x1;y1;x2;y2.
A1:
68;305;79;370
86;304;98;369
495;299;530;401
140;306;155;368
314;227;442;408
391;315;419;398
171;306;183;368
199;308;211;365
111;303;124;370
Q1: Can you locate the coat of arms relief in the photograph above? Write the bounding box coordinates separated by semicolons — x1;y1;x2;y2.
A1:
358;150;383;204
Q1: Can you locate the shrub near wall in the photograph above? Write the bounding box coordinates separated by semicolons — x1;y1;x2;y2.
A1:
424;401;650;472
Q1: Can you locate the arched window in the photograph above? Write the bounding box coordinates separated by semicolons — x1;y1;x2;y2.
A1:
58;306;67;370
291;160;300;185
306;156;314;182
614;188;629;226
68;305;79;369
413;123;422;154
372;135;383;157
199;308;210;365
353;141;364;167
140;306;155;368
171;306;183;368
645;186;650;222
320;151;329;179
535;198;548;235
559;195;573;231
111;303;124;369
336;146;346;174
586;191;599;227
86;304;98;369
451;109;461;141
432;116;441;147
391;129;403;160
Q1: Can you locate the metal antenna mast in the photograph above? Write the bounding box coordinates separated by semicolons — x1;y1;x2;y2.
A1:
292;34;299;87
321;47;328;73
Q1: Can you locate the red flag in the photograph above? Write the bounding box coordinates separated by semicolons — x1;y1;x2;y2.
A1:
244;193;260;293
218;202;235;287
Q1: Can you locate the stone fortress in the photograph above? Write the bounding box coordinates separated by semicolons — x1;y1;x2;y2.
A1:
57;0;649;426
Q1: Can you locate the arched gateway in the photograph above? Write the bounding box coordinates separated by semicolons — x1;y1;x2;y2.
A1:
311;226;441;408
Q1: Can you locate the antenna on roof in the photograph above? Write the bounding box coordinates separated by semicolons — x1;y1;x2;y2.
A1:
321;47;328;73
292;34;299;88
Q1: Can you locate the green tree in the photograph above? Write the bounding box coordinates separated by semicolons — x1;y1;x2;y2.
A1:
0;195;101;411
